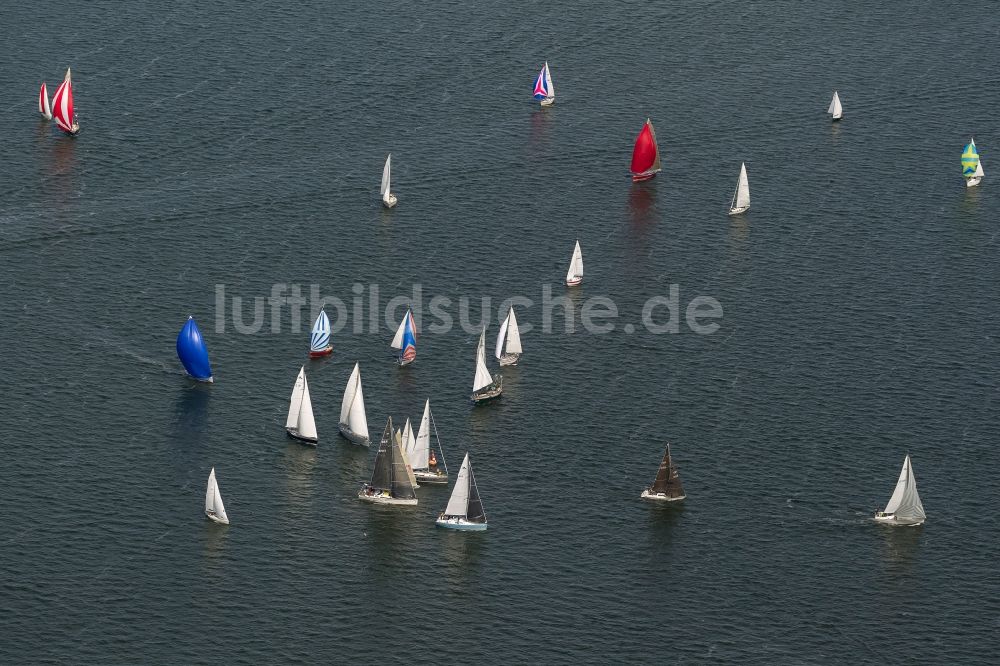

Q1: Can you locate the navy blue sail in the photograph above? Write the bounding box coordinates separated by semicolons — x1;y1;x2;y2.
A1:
176;315;213;382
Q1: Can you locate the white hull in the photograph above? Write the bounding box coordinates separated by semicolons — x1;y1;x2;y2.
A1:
499;353;521;367
414;470;449;485
831;115;842;121
338;424;370;447
286;427;318;445
640;489;685;502
966;177;982;188
873;513;924;527
358;487;418;506
383;193;398;208
205;511;229;525
436;516;487;531
566;277;582;287
540;97;554;107
728;205;750;216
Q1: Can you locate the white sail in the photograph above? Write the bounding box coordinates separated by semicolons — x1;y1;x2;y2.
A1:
731;162;750;210
565;241;583;284
286;366;305;430
505;308;523;354
495;313;510;359
205;468;229;524
402;418;415;457
473;327;494;392
396;427;419;489
340;363;359;424
297;374;318;441
884;454;925;522
828;91;842;119
390;311;408;349
381;154;391;197
413;400;432;469
544;62;555;100
975;160;985;178
444;453;472;517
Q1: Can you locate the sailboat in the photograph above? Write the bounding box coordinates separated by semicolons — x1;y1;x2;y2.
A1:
962;138;984;188
640;444;686;501
205;468;230;525
874;454;926;526
495;305;523;366
285;366;318;444
309;308;333;357
359;416;418;506
408;399;449;484
38;82;52;120
50;68;79;136
338;362;370;446
176;315;213;383
532;61;555;107
390;308;417;366
565;240;583;286
728;162;750;216
629;118;661;182
827;91;842;121
436;453;487;530
471;325;503;403
381;154;397;208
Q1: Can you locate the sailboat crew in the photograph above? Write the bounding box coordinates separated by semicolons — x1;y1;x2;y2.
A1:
428;450;438;470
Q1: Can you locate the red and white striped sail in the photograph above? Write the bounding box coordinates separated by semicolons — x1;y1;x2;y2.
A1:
38;82;52;120
630;118;661;181
51;68;77;135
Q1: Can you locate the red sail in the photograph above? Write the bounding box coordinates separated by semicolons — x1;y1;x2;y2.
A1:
630;119;660;178
51;71;75;134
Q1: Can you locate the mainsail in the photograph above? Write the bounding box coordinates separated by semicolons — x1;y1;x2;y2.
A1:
473;327;494;392
381;154;392;199
38;82;52;120
286;367;306;430
412;400;432;469
883;454;925;523
650;445;685;498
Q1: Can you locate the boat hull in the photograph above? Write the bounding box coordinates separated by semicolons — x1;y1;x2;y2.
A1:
309;346;333;358
640;489;685;502
631;170;659;183
414;470;449;485
358;487;417;505
205;511;229;525
966;177;982;188
540;97;554;107
499;353;521;367
397;355;414;367
286;428;318;445
728;205;750;216
383;194;398;208
436;516;487;531
338;424;370;447
565;277;582;287
873;513;924;527
471;376;503;404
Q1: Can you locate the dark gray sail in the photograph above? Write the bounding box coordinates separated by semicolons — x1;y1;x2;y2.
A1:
650;444;685;498
465;464;486;523
389;428;417;500
369;417;394;490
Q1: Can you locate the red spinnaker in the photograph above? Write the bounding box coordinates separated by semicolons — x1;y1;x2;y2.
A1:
630;119;660;179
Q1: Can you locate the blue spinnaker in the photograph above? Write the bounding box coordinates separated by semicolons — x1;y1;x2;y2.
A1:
177;315;213;382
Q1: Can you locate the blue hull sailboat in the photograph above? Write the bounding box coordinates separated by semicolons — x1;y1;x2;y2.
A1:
309;308;333;357
177;315;213;382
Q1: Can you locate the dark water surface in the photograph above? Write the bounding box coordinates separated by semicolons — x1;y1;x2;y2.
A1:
2;2;998;663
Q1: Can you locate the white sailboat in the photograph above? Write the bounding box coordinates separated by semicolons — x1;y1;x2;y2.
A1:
359;416;418;506
436;453;487;530
381;154;397;208
285;366;318;444
338;362;370;446
874;454;926;526
410;399;449;484
205;467;230;525
495;305;523;366
728;162;750;216
827;90;842;121
471;325;502;403
565;240;583;286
